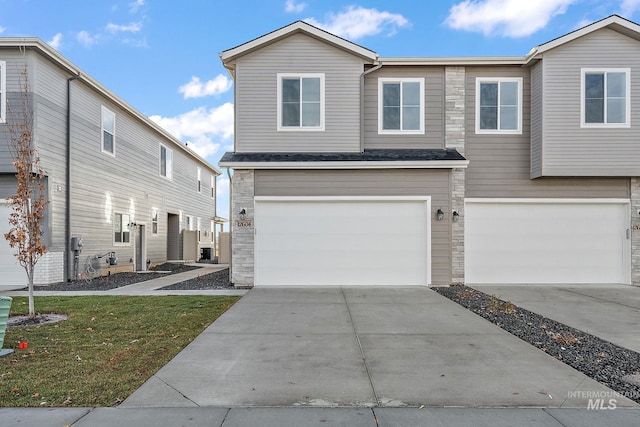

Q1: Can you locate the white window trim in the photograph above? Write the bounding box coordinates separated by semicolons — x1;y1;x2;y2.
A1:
277;73;325;132
0;61;6;124
580;68;631;128
159;143;173;180
101;106;116;156
113;212;131;246
210;175;215;199
186;215;194;231
210;219;215;243
377;77;425;135
151;207;159;235
197;167;202;193
475;77;523;135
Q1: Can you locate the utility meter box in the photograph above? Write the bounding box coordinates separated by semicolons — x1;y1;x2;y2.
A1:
71;236;84;251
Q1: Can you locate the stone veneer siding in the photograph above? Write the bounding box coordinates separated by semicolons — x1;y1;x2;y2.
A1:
445;67;466;284
231;169;255;286
632;178;640;285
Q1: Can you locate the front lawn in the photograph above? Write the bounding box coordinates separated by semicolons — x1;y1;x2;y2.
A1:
0;295;239;407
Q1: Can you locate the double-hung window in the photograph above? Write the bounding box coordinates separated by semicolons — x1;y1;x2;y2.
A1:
582;68;630;127
277;73;324;131
197;167;202;193
210;175;215;199
101;106;116;155
159;143;173;179
151;208;158;235
114;213;130;244
0;61;6;124
378;78;424;134
476;77;522;134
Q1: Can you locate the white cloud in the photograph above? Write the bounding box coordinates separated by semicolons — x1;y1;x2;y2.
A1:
621;0;640;16
305;6;409;40
77;30;97;47
47;33;63;49
217;176;230;198
445;0;576;37
149;103;234;158
179;75;233;99
285;0;307;13
129;0;145;13
106;21;143;33
0;26;6;34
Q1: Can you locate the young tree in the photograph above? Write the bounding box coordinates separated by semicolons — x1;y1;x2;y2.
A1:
3;62;49;319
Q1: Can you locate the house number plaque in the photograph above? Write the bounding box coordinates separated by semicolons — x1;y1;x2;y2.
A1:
236;220;253;228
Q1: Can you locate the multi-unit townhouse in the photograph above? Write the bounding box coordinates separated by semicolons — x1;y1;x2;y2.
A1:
219;15;640;288
0;38;222;289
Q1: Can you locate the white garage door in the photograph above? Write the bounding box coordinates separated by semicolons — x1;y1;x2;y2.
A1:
1;202;26;287
255;197;430;286
465;199;630;284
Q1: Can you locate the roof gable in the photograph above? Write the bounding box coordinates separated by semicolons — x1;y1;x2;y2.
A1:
220;21;378;64
527;15;640;62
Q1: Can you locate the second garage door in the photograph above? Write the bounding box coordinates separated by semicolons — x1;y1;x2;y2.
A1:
254;197;430;286
465;199;630;284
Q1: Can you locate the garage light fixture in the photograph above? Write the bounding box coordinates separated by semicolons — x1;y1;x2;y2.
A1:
452;211;459;223
436;208;444;221
239;208;247;220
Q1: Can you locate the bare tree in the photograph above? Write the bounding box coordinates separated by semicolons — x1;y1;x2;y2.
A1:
3;62;49;319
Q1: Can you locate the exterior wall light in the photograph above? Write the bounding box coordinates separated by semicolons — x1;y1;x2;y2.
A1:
436;208;444;221
452;210;459;222
239;208;247;220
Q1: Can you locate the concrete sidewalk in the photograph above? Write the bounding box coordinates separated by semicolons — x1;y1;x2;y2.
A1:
3;406;640;427
474;284;640;353
123;287;637;408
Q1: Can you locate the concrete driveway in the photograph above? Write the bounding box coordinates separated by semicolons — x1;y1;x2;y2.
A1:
123;287;638;408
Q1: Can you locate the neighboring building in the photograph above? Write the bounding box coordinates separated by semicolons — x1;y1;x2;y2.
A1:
220;15;640;287
0;38;222;289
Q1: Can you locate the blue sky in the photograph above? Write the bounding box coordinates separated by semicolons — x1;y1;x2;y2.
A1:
1;0;639;224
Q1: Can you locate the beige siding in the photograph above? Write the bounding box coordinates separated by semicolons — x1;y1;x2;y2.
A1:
255;169;452;285
235;33;365;152
530;61;543;178
540;28;640;176
466;66;629;198
363;66;445;149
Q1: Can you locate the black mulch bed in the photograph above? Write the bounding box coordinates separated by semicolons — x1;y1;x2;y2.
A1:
28;263;200;292
159;268;250;290
434;285;640;404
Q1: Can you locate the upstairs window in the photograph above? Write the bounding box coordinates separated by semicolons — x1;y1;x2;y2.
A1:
582;68;630;127
159;143;173;179
277;73;324;131
114;212;130;244
0;61;5;123
210;175;215;199
378;78;424;134
151;208;158;235
197;167;202;193
101;106;116;155
476;77;522;134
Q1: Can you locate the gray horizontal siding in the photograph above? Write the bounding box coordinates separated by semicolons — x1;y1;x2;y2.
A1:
530;61;543;178
364;66;444;149
235;33;364;152
255;169;452;285
540;28;640;176
465;66;629;197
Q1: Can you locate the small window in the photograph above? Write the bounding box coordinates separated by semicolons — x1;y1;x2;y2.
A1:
210;175;215;199
186;215;193;231
475;77;522;134
197;167;202;193
581;68;630;127
114;213;130;244
210;220;215;243
197;217;201;241
277;73;325;131
151;208;158;235
101;106;116;155
0;61;6;124
159;143;173;179
378;78;425;134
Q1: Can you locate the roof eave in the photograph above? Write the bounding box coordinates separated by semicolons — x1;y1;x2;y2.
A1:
219;160;469;170
380;56;527;66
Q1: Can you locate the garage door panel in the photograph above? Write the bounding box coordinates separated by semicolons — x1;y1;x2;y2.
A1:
466;201;629;284
256;199;429;286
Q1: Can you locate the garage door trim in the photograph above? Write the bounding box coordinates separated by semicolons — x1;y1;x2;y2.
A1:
254;196;432;286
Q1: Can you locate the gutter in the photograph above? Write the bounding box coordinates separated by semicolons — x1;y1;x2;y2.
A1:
360;63;382;152
65;73;80;282
226;167;233;282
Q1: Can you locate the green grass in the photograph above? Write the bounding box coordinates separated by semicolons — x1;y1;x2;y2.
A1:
0;295;239;407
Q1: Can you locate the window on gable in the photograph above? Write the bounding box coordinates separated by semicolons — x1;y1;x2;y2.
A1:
476;77;522;134
114;212;130;244
151;208;158;235
378;78;424;134
582;68;630;127
277;73;324;131
159;143;173;179
101;106;116;155
0;61;6;124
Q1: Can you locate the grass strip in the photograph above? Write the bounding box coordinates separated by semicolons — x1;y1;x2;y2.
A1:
0;295;239;407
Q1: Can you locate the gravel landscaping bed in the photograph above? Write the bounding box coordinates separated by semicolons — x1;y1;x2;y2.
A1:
29;263;201;292
434;285;640;404
159;268;249;290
